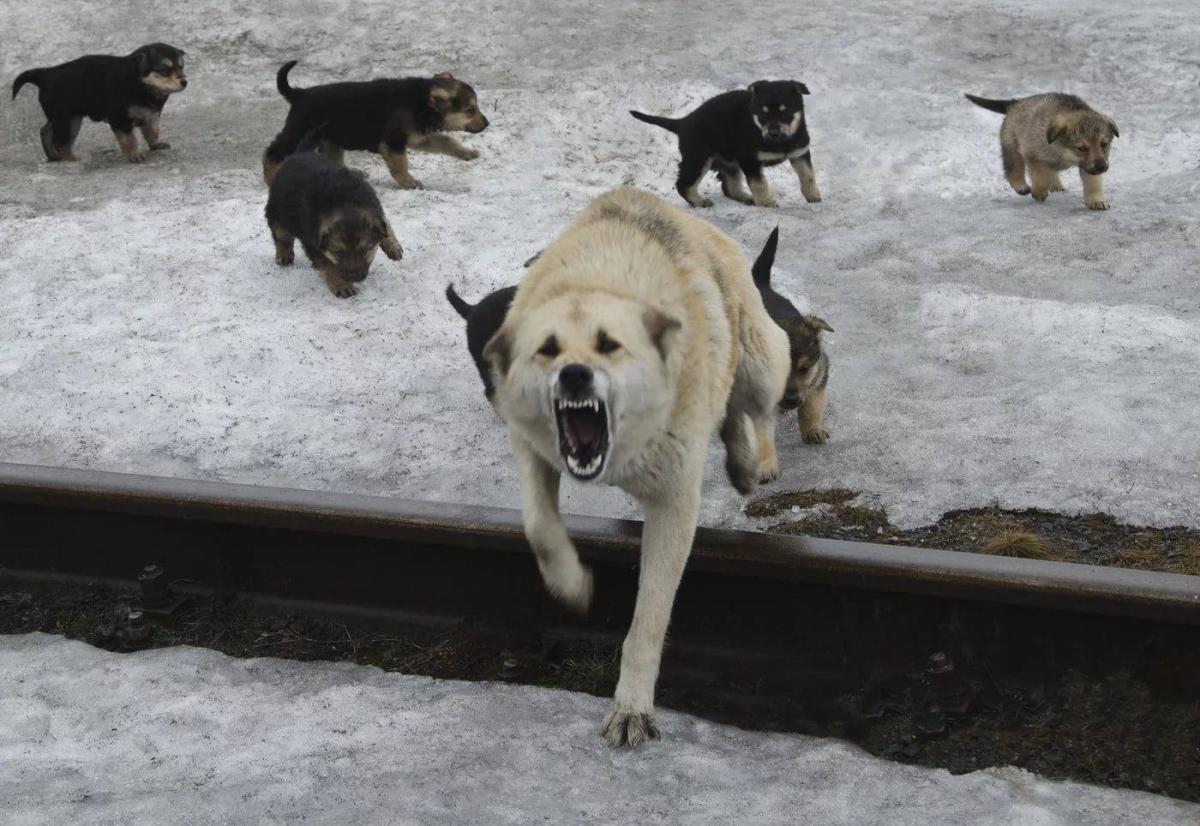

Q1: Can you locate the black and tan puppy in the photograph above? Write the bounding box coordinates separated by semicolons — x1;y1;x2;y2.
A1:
265;129;404;298
263;62;489;189
12;43;187;163
965;93;1118;210
446;284;517;404
631;80;821;209
751;227;832;443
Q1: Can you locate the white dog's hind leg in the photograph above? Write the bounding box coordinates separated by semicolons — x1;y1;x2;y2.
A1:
513;435;593;614
602;483;701;747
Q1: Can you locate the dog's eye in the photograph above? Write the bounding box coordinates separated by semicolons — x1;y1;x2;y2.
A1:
155;66;171;75
1075;144;1088;152
537;335;560;358
596;330;621;355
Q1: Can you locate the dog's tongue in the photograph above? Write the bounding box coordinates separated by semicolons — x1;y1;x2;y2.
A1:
566;410;600;450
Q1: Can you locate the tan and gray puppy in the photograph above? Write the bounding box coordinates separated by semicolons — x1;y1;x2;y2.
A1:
965;93;1119;210
484;187;789;747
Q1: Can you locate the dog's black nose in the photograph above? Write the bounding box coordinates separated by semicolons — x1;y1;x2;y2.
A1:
179;78;188;89
559;363;593;392
781;391;801;409
479;115;489;129
1090;161;1107;174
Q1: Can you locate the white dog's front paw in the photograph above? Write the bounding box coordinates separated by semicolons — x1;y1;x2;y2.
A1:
1086;198;1110;211
541;559;593;615
601;702;660;748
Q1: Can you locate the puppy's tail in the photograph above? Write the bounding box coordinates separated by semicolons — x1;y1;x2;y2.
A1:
629;110;682;134
964;93;1017;115
445;284;475;320
276;60;301;103
751;226;779;288
12;68;43;100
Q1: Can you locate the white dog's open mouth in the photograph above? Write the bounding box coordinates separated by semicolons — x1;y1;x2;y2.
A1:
554;397;609;480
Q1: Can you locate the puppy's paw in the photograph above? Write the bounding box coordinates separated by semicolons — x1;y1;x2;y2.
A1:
803;189;823;204
601;703;660;748
754;196;779;209
398;177;425;190
381;239;404;261
1014;186;1032;196
542;560;593;616
276;250;294;266
757;457;780;484
801;428;829;445
726;462;757;496
688;197;714;208
1049;182;1065;192
127;149;148;163
149;141;171;151
458;148;480;161
1031;190;1049;203
1086;198;1110;211
333;284;358;299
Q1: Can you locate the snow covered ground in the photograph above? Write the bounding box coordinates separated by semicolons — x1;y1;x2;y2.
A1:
1;633;1195;825
2;0;1199;530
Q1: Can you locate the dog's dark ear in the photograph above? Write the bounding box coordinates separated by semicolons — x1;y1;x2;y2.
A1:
430;81;454;111
793;81;810;96
748;80;769;97
643;308;681;360
133;49;151;76
434;71;455;80
1045;115;1068;145
1107;119;1119;139
483;327;512;377
806;315;834;334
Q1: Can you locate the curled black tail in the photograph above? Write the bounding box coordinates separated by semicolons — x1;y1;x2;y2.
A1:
12;68;43;100
276;60;300;103
445;284;475;319
629;110;682;134
964;93;1017;115
751;226;779;288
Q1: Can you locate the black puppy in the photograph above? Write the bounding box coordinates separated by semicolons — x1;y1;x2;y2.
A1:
265;128;404;298
263;62;489;189
446;283;516;404
751;227;833;443
631;80;821;208
12;43;187;163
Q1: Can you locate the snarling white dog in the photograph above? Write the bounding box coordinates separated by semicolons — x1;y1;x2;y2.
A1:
484;187;790;746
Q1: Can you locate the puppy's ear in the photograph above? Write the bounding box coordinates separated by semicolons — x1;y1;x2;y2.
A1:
434;71;455;80
429;81;454;112
806;315;834;334
1107;118;1119;139
794;81;810;95
1045;115;1068;145
483;326;512;377
133;49;151;76
748;80;768;97
643;308;681;360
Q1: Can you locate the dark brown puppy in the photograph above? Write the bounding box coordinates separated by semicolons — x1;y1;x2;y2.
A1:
446;283;517;405
263;62;489;188
751;227;833;443
12;43;187;163
265;130;404;298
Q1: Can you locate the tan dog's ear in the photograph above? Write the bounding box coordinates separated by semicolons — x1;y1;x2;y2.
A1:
643;308;681;360
1107;118;1119;139
483;326;512;377
1046;115;1069;145
434;71;455;80
430;83;454;111
806;315;834;334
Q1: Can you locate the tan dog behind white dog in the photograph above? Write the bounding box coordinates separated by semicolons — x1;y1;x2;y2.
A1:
484;187;790;746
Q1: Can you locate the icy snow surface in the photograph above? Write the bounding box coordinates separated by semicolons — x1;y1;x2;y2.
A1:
1;633;1196;825
2;1;1199;529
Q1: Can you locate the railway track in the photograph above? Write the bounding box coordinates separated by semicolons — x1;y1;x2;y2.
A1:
2;461;1199;800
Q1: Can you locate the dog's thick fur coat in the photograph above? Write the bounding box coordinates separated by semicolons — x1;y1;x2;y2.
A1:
484;187;789;746
12;43;187;163
965;92;1118;210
